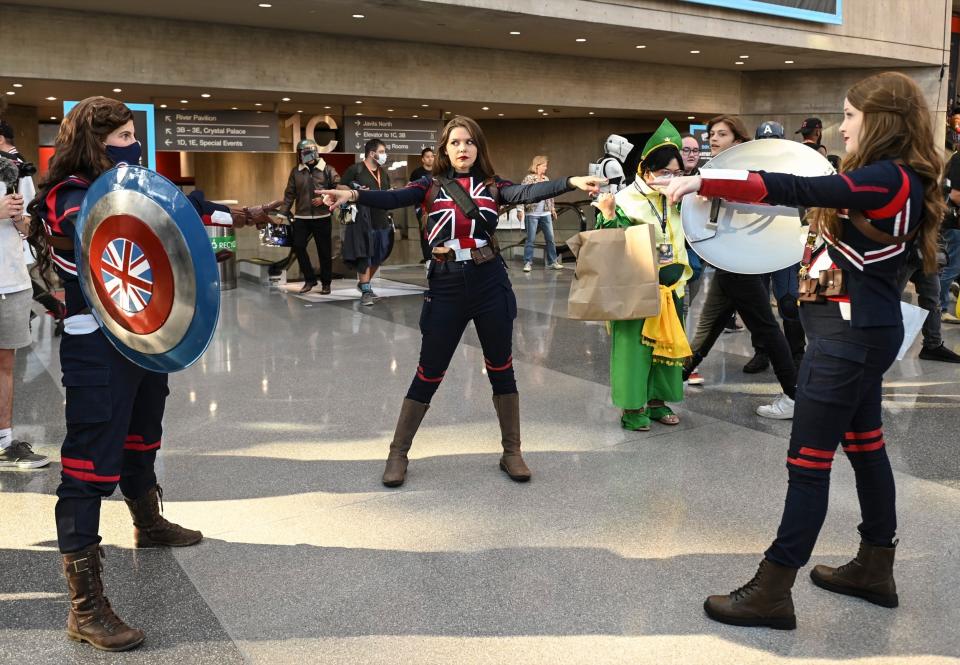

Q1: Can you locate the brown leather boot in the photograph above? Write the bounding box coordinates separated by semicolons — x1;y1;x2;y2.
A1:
63;546;145;652
382;399;429;487
492;393;531;482
124;485;202;548
810;541;899;607
704;559;798;630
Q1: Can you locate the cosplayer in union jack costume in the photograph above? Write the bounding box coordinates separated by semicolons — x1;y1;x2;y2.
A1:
658;72;944;631
320;115;602;488
28;97;201;652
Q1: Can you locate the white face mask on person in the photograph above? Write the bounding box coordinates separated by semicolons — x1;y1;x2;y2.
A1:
375;153;388;166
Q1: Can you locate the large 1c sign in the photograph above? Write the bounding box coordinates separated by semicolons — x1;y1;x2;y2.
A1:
284;114;339;153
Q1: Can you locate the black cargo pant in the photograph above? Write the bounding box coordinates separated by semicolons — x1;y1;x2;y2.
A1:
407;257;517;403
55;330;167;553
764;302;901;568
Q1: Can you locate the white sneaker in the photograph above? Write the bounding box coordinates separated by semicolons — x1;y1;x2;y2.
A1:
549;261;564;270
757;393;795;420
523;262;532;272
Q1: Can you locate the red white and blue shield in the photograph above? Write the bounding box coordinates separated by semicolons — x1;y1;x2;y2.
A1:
76;165;220;372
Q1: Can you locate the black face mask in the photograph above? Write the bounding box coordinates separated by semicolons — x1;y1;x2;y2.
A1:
105;141;142;166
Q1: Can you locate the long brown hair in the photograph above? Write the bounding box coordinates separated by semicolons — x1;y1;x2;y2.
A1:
433;116;497;179
811;72;945;272
26;97;133;282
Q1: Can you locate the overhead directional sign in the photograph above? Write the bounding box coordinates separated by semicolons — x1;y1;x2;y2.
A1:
156;110;280;152
350;117;440;154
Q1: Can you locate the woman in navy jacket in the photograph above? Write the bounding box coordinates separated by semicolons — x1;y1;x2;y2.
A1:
320;116;601;488
660;72;944;629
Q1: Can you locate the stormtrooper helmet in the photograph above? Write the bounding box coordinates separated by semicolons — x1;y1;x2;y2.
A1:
603;134;634;162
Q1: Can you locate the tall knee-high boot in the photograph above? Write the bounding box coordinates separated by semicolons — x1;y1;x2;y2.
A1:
810;541;899;607
382;398;430;487
492;393;531;482
63;546;145;652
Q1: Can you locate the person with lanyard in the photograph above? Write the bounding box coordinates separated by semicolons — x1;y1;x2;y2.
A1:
681;114;799;420
26;97;202;652
318;116;603;487
594;120;692;431
658;71;943;630
341;139;393;305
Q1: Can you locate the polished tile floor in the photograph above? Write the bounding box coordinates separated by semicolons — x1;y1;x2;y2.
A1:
2;262;959;665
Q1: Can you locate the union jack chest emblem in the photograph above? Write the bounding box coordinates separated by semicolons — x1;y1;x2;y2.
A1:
100;237;154;313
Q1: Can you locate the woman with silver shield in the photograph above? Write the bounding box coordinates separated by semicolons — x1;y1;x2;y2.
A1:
659;72;943;630
27;97;202;652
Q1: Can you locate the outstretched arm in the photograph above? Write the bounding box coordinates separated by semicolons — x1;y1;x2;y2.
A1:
499;176;605;204
319;177;429;210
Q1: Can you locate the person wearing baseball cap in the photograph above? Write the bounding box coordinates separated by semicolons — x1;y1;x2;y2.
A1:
795;117;823;149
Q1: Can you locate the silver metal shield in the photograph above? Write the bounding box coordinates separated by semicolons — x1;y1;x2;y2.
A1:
680;139;835;274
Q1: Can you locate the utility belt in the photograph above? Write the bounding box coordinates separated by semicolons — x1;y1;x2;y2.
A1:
431;244;498;265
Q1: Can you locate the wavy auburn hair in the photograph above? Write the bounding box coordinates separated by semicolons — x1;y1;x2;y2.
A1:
26;96;133;283
433;115;497;179
811;72;945;272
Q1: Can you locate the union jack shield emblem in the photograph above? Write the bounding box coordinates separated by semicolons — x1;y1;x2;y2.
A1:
100;238;154;313
76;165;220;372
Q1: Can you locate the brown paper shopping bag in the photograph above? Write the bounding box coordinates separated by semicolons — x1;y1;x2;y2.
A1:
566;225;660;321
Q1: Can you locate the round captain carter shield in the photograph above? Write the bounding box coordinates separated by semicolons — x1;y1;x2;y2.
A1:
75;165;220;372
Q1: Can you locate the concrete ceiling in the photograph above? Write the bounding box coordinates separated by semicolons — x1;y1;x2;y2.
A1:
0;0;937;124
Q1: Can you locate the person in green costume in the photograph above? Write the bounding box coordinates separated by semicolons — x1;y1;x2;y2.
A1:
595;119;693;431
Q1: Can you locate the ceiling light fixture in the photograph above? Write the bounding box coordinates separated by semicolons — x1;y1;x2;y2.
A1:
588;111;595;115
784;60;795;64
180;99;189;103
231;106;238;110
481;106;489;110
537;108;544;112
201;93;211;98
50;116;57;120
160;104;167;108
323;105;331;109
356;112;363;116
575;38;587;42
509;31;520;35
254;102;262;106
412;114;419;118
421;104;429;107
258;3;272;7
387;108;394;112
11;83;22;88
635;45;646;49
735;61;744;65
4;91;14;96
297;109;303;113
113;88;122;92
46;96;57;101
687;115;695;120
352;13;364;18
281;97;291;102
689;50;700;54
498;113;504;116
740;55;749;58
355;100;362;104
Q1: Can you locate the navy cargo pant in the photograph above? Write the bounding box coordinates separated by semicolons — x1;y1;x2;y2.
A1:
407;257;517;403
765;301;902;568
55;330;168;553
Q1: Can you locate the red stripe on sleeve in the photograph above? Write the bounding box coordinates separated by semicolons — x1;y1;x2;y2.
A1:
698;172;768;203
864;167;909;220
839;173;888;194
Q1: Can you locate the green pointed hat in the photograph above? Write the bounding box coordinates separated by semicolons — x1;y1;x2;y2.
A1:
641;118;682;162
